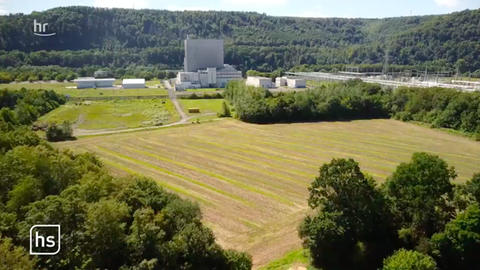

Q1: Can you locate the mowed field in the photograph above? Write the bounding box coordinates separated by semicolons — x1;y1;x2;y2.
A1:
38;99;180;133
57;119;480;268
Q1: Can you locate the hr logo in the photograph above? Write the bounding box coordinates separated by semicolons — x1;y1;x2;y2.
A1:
29;225;61;255
33;19;56;37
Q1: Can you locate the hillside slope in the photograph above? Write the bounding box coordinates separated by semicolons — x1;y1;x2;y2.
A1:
0;7;479;72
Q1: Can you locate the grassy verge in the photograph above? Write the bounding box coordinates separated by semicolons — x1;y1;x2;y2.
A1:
259;249;317;270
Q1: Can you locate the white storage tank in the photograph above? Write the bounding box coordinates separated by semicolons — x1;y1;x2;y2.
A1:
122;78;146;89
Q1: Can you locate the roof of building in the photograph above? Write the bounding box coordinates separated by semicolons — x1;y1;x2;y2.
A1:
122;79;146;84
74;78;115;82
218;65;239;72
248;76;271;80
197;64;240;73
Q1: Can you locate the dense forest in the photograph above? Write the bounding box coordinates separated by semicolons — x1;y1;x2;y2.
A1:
0;6;479;77
0;92;252;269
224;80;480;139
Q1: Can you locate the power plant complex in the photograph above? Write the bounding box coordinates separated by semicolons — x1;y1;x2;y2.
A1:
175;36;242;91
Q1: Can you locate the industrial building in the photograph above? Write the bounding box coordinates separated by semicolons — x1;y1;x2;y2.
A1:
286;77;306;88
184;37;224;72
73;78;115;89
175;36;242;91
122;78;146;89
276;77;287;87
274;76;306;88
246;77;273;88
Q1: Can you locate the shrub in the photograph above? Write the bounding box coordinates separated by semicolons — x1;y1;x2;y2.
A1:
218;101;231;118
46;121;73;142
55;74;67;82
383;249;436;270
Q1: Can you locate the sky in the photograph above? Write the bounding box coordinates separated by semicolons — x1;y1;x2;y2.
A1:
0;0;479;18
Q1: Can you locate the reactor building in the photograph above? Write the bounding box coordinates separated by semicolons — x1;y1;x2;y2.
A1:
175;36;242;91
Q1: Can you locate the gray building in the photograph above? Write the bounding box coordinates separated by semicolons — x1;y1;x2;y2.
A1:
184;37;224;72
73;78;115;89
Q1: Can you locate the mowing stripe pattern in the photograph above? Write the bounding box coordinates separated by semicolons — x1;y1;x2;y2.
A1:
58;119;480;268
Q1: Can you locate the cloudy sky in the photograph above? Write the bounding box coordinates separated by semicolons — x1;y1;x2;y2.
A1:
0;0;478;18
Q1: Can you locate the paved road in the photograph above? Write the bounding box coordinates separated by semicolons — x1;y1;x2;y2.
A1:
164;80;188;122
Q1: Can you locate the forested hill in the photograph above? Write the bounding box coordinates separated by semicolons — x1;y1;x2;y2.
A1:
0;6;479;73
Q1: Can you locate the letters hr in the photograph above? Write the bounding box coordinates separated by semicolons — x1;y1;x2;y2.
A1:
34;19;48;33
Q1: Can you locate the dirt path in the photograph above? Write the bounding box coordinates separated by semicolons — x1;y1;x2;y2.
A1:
73;113;219;137
164;80;188;122
73;80;211;137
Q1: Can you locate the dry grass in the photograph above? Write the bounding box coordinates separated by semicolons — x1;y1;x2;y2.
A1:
57;119;480;268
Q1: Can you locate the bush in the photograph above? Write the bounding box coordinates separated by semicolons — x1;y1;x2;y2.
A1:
66;73;77;82
55;74;67;82
15;74;27;82
46;121;73;142
0;72;13;84
218;101;231;118
383;249;437;270
166;71;176;79
27;75;38;82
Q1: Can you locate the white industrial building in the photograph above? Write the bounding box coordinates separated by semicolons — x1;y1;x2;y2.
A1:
73;78;115;89
175;36;242;91
246;76;273;88
276;77;287;87
245;76;305;89
286;77;306;88
122;78;146;89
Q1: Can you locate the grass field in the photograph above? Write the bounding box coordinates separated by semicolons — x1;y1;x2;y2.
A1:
57;119;480;268
1;82;167;97
259;249;316;270
38;99;179;132
178;99;227;121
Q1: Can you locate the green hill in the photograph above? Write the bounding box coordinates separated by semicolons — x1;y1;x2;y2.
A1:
0;7;479;74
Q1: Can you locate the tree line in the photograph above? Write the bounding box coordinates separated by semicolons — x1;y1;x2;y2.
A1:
0;88;75;145
0;65;177;84
0;88;65;126
301;153;480;270
0;92;252;269
224;80;480;139
224;80;391;123
0;7;479;74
